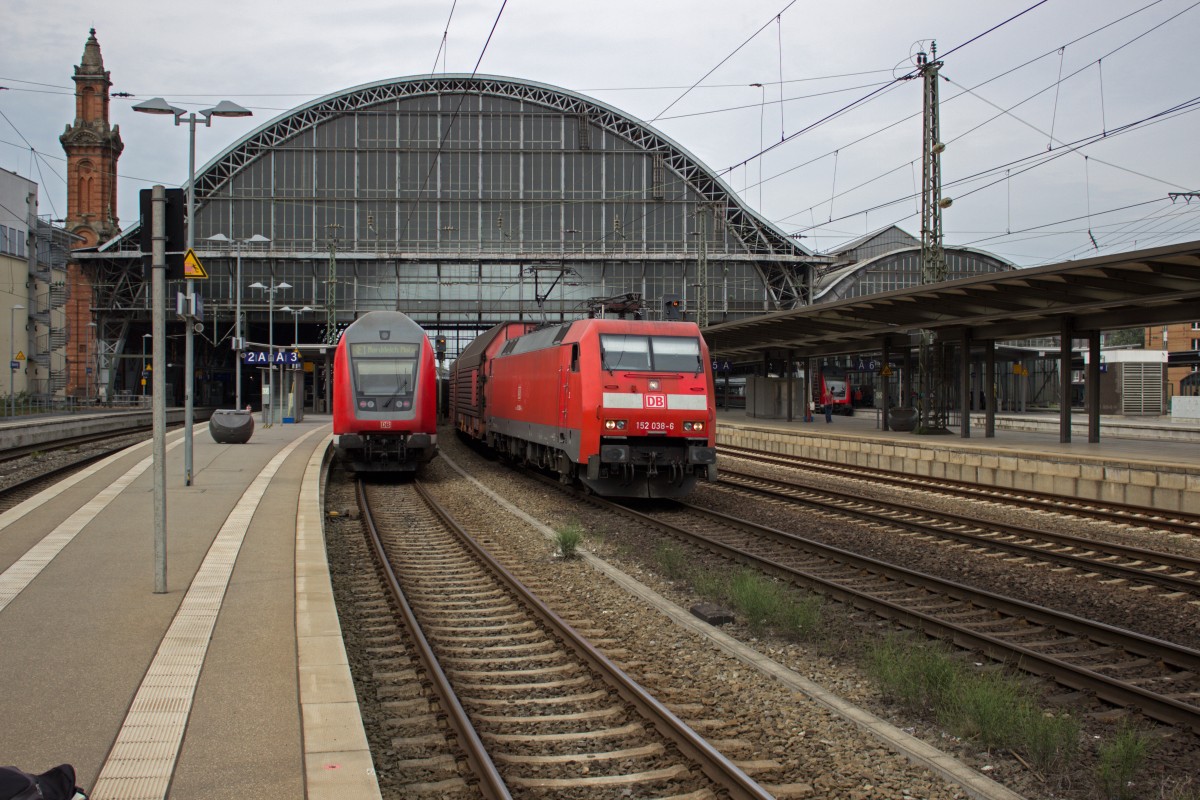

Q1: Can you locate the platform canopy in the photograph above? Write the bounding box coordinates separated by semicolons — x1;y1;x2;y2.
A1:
702;240;1200;359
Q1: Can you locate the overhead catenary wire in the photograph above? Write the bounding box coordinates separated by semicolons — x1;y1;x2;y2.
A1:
776;15;786;142
399;0;510;242
6;0;1197;271
1047;201;1200;262
724;0;1055;177
1048;47;1066;149
429;0;458;75
788;94;1200;246
656;79;893;123
773;48;1198;244
649;0;801;123
0;107;61;219
1085;156;1098;249
745;0;1191;225
942;76;1192;190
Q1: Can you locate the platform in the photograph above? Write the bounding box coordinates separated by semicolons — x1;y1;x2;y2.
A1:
0;415;378;800
0;408;204;451
717;409;1200;513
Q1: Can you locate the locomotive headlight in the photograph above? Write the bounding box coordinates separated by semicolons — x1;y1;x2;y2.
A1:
684;421;705;432
604;419;627;430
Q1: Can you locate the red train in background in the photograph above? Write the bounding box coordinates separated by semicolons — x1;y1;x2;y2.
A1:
450;318;717;498
333;311;438;472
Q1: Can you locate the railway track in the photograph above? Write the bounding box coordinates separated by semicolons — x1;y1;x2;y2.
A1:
716;467;1200;598
0;427;153;466
355;476;774;799
720;445;1200;538
0;429;157;512
571;487;1200;734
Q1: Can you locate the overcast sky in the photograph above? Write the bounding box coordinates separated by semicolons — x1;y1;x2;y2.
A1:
3;0;1198;267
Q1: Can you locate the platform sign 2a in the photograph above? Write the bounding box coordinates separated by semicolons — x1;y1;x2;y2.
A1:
244;350;301;365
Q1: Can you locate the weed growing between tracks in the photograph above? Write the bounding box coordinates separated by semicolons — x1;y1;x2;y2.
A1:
1095;719;1155;800
651;542;823;639
867;635;1081;774
554;523;584;558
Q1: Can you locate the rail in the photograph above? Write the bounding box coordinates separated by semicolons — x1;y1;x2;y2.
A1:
560;479;1200;734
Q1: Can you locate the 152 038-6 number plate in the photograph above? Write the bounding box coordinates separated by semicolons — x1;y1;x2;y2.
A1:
635;420;674;431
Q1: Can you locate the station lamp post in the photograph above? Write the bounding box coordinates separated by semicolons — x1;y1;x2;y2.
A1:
9;304;24;417
208;233;270;410
133;96;252;486
279;306;312;346
249;280;291;426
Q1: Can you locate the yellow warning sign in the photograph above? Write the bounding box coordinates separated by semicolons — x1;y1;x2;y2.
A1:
14;351;25;361
182;249;208;279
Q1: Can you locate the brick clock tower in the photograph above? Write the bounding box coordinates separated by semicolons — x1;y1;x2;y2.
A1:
60;28;123;397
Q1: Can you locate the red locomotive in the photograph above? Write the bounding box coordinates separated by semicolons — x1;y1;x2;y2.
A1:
333;311;438;472
450;318;717;498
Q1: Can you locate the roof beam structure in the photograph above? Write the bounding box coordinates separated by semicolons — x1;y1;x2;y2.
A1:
192;75;813;308
702;241;1200;360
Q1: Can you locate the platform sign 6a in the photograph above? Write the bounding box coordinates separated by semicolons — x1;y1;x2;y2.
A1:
644;394;667;409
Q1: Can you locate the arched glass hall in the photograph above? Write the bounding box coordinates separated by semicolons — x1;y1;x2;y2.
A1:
87;75;813;403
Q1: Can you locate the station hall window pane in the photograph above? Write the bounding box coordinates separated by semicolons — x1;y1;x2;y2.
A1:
481;153;520;200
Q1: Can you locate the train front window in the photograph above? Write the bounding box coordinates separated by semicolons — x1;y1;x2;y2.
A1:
600;335;701;373
601;336;651;371
650;337;702;372
356;360;416;395
350;342;419;396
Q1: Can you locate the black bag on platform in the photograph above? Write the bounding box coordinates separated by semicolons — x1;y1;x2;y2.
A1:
0;764;87;800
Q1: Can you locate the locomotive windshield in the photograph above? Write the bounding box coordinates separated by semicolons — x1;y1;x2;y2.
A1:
600;335;702;373
350;342;420;396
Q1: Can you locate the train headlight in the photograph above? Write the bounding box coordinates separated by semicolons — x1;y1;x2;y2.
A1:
604;419;627;430
683;421;705;432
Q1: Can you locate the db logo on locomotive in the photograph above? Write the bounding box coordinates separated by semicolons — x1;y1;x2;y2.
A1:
644;394;666;409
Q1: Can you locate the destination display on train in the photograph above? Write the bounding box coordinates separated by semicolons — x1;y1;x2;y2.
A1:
351;342;420;357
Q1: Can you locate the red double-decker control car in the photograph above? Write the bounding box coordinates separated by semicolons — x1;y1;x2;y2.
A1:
333;311;438;472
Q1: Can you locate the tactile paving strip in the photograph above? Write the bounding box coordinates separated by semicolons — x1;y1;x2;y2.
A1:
91;428;323;800
0;438;180;614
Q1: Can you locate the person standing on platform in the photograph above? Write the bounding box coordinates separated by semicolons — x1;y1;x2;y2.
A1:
823;391;833;423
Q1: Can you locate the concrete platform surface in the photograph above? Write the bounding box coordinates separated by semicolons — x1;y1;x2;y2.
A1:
0;415;379;800
719;408;1200;466
718;409;1200;512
